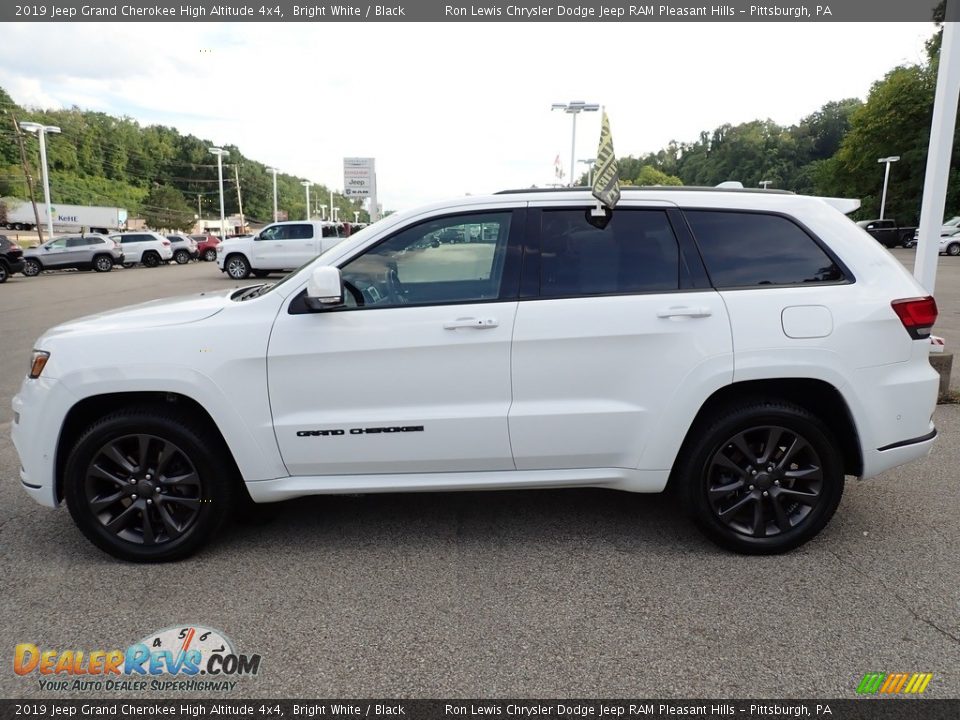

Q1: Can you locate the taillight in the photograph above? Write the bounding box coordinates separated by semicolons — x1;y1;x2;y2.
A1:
162;240;171;246
891;296;938;339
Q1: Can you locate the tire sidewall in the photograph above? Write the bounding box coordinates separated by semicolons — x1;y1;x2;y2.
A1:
23;258;41;276
681;404;844;554
204;249;216;261
175;250;189;264
142;252;159;268
226;254;250;279
94;255;113;272
64;411;232;562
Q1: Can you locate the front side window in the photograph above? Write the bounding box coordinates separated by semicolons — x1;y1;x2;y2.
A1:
685;210;844;288
45;238;68;250
539;209;680;298
258;225;289;241
340;212;512;308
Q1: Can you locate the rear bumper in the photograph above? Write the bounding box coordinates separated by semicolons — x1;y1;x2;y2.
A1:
7;258;24;273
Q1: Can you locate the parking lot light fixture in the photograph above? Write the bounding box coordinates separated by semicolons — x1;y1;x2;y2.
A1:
19;122;61;239
209;147;229;240
878;156;900;220
759;180;773;190
302;181;312;220
552;102;600;187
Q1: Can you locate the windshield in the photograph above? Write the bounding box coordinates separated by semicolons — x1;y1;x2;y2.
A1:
945;216;960;227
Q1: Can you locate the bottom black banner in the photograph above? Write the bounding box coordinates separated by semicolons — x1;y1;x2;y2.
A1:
0;700;957;720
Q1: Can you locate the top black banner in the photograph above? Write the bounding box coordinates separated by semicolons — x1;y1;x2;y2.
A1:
1;0;953;22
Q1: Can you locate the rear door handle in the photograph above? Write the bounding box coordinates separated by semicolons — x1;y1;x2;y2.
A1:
443;317;499;330
656;306;712;319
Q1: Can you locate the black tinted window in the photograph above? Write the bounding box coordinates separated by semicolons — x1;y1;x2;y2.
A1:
539;209;679;297
288;224;313;240
685;211;844;288
66;236;88;247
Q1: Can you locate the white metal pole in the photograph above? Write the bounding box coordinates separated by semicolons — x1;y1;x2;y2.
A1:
303;184;311;220
37;129;54;239
879;161;892;220
915;15;960;294
270;168;278;222
329;190;334;223
569;112;577;188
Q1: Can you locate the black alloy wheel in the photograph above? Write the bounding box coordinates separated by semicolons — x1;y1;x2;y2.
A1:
677;400;843;554
65;408;234;562
142;252;160;268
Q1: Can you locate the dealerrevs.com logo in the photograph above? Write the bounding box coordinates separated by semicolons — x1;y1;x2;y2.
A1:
14;625;262;692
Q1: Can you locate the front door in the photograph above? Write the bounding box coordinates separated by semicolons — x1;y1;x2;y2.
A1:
267;207;524;476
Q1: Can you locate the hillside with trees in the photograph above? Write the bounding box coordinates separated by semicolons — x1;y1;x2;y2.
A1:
0;86;367;228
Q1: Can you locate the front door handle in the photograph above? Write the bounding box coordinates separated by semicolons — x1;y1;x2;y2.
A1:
443;317;499;330
656;306;712;319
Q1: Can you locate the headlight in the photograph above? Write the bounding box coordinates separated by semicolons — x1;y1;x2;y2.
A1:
29;350;50;379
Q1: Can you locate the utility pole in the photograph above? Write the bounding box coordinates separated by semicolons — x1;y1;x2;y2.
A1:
10;117;45;243
233;164;245;233
197;194;202;219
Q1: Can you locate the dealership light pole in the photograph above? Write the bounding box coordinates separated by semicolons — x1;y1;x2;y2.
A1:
302;181;312;220
268;167;279;222
551;101;599;187
578;157;596;187
877;155;900;220
19;122;60;239
209;147;229;239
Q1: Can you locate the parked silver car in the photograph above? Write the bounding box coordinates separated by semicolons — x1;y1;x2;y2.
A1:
22;234;124;276
166;233;199;264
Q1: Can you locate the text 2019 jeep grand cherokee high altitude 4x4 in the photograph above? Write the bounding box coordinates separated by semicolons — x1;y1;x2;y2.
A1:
11;188;939;561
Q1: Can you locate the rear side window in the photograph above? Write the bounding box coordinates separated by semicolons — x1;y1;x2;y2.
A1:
685;211;844;288
288;224;314;240
539;209;680;298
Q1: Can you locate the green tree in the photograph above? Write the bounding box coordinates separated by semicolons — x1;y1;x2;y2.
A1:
141;184;194;231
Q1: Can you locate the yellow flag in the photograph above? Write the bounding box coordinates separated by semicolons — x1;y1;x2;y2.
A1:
592;111;620;209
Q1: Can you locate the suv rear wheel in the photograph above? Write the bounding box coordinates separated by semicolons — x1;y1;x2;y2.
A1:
947;242;960;257
64;408;234;562
173;249;190;264
676;400;844;554
93;254;114;272
142;251;160;268
0;262;8;283
22;258;41;276
203;248;217;262
225;254;251;280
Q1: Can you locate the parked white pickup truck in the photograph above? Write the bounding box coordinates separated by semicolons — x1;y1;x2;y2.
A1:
217;220;347;279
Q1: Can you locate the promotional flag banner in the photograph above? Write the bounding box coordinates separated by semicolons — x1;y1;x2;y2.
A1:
592;111;621;209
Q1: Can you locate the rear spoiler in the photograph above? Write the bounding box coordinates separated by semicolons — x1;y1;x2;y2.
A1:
818;197;861;215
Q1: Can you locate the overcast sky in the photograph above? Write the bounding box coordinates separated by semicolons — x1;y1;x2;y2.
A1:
0;22;937;211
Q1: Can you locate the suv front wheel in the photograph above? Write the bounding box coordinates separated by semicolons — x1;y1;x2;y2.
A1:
225;254;251;280
676;400;844;554
64;408;234;562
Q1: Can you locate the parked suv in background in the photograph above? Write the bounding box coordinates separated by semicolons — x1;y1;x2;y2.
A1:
12;188;940;561
190;234;221;262
166;234;199;264
216;220;347;279
108;232;173;267
22;234;122;276
0;235;24;283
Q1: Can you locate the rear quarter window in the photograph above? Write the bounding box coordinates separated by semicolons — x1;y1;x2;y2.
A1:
684;210;845;288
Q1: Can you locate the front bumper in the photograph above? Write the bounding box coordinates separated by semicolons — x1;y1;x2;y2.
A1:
11;376;79;508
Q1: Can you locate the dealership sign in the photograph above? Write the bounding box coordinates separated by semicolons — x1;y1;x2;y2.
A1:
343;157;375;198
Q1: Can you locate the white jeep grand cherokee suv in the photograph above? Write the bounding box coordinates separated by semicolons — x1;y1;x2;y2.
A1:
216;220;347;279
12;188;940;561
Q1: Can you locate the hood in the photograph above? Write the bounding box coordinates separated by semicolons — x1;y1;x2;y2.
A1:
40;289;234;339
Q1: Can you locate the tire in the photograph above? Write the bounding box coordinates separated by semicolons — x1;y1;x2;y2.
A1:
122;262;135;269
142;251;160;268
947;243;960;257
93;254;114;272
252;270;270;278
63;407;235;562
675;400;844;555
225;254;251;280
0;263;8;283
901;233;913;248
174;249;190;265
22;258;41;277
203;248;217;262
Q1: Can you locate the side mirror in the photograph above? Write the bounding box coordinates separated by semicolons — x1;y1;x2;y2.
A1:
305;266;343;310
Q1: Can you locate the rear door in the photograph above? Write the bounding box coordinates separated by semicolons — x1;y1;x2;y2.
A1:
508;202;733;470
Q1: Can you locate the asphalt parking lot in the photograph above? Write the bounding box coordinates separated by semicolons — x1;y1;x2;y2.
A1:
0;254;958;699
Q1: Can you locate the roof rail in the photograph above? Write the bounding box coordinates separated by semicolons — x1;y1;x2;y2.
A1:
494;186;795;196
